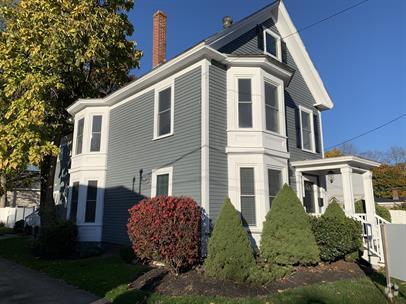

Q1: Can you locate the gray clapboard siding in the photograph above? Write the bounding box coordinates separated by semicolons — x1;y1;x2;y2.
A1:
103;67;202;245
208;62;228;221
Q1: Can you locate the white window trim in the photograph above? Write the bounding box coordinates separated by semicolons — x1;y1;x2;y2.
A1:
89;114;103;153
263;29;282;61
151;166;173;197
153;82;175;140
299;105;316;153
236;77;254;129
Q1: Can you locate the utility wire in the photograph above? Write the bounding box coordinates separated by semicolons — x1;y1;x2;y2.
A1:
326;113;406;150
282;0;371;40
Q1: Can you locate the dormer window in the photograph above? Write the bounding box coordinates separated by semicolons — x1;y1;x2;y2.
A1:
263;29;281;60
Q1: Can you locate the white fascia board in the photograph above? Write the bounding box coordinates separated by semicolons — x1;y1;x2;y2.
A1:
276;1;334;110
291;156;381;170
67;44;227;115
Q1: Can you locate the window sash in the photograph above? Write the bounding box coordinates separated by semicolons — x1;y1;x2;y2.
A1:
265;82;279;132
268;169;282;209
157;87;172;136
85;180;97;223
156;174;169;196
76;118;84;155
265;32;277;57
90;115;102;152
301;110;314;151
240;168;256;226
69;182;79;222
238;79;252;128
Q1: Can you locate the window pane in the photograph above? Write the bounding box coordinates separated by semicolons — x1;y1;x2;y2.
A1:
159;88;171;112
238;103;252;128
69;182;79;222
268;170;282;196
265;82;277;107
156;174;169;196
76;118;84;155
301;111;311;130
85;180;97;223
238;79;251;102
241;196;256;226
158;110;171;136
240;168;255;195
92;115;102;133
266;107;279;133
265;32;277;56
303;130;312;150
90;133;101;152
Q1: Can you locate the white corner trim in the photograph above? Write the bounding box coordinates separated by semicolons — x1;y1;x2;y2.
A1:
318;109;325;157
298;105;316;153
201;59;210;214
276;1;334;110
263;28;282;61
153;81;175;140
151;166;173;197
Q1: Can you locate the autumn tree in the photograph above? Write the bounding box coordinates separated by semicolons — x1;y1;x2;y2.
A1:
324;148;343;158
0;0;142;222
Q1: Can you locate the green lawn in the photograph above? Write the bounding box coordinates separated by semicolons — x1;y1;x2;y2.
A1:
0;237;405;304
0;226;14;235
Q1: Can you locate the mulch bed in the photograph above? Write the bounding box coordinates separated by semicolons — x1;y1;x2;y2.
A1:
131;260;367;298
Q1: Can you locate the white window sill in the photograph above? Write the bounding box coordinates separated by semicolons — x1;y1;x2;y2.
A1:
153;132;174;141
263;130;287;139
264;51;281;62
301;148;317;154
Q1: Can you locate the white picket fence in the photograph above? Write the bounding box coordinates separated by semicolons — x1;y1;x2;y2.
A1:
0;207;36;228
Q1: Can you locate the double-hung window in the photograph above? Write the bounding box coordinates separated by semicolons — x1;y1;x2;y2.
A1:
238;79;252;128
264;81;279;133
90;115;102;152
240;168;256;226
157;87;172;137
263;29;281;60
69;182;79;222
152;167;172;197
85;180;97;223
268;169;282;209
300;107;315;152
75;118;84;155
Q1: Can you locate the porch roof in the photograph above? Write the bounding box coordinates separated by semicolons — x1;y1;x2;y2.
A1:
291;156;380;174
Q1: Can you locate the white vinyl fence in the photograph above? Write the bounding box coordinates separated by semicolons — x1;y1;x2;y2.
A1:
389;210;406;224
0;207;36;228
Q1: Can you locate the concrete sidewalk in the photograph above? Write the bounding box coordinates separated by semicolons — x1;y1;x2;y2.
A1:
0;257;101;304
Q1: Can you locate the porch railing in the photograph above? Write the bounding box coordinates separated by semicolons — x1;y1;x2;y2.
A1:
352;213;388;264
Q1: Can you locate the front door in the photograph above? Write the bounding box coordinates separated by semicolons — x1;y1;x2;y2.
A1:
303;181;315;213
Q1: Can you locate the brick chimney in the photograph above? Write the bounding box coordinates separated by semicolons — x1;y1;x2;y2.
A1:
152;10;167;68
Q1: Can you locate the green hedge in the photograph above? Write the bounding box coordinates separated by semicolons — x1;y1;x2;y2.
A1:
260;184;320;266
312;202;362;262
354;200;391;222
204;198;255;282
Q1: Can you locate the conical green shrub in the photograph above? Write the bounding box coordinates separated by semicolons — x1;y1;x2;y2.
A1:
204;198;255;282
260;184;320;266
323;200;347;220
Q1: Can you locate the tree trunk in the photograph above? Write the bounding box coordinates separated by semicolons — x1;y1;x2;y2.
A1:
39;133;62;226
0;174;6;208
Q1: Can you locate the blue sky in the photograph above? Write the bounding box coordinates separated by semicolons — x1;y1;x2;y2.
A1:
128;0;406;153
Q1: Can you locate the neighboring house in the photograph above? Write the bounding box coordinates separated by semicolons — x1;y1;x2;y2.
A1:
65;0;384;263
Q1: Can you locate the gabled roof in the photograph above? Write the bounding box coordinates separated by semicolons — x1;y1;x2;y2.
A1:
206;0;333;110
68;0;333;115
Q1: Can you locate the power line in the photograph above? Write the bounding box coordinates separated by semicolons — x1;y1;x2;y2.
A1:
326;113;406;150
282;0;371;40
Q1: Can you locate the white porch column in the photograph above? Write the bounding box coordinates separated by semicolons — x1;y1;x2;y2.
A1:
340;166;355;215
295;170;304;203
362;170;376;222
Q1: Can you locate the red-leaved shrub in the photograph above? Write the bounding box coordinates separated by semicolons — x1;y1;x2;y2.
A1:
127;196;201;273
